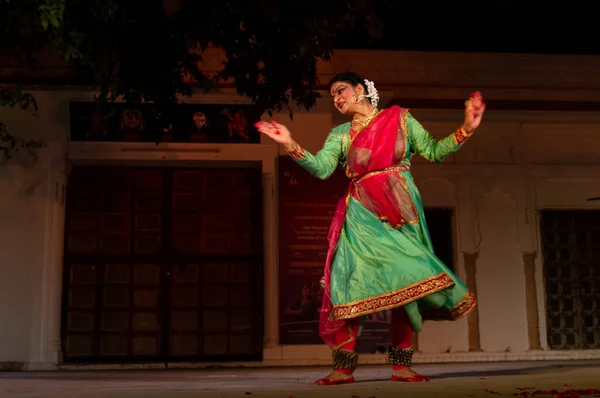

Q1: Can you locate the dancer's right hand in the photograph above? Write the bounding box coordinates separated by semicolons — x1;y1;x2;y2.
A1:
255;120;293;148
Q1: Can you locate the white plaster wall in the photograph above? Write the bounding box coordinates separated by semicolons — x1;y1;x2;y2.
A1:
0;97;57;364
276;107;600;360
0;161;41;363
476;190;529;352
271;112;333;155
416;178;470;354
1;89;284;366
2;88;600;367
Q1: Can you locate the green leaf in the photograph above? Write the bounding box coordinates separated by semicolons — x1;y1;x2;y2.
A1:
1;0;395;116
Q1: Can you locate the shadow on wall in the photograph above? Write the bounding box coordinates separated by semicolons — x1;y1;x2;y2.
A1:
0;155;49;224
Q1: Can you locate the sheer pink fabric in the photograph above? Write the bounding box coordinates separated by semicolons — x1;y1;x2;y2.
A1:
319;106;415;347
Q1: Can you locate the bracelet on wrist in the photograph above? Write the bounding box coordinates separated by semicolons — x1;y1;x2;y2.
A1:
453;126;474;145
284;140;305;160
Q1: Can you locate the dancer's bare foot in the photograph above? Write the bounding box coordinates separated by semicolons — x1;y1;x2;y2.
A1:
314;370;355;385
392;367;429;382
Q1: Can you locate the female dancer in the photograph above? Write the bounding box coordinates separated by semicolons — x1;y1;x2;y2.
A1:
256;72;484;385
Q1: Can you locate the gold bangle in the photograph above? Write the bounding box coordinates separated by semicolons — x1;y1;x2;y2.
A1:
453;126;474;146
284;140;305;160
460;126;474;137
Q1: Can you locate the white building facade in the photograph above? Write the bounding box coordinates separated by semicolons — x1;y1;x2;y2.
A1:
1;50;600;370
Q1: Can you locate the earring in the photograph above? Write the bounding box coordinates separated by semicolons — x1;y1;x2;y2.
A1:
354;95;363;103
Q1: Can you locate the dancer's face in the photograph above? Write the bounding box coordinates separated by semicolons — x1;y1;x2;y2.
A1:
330;81;365;115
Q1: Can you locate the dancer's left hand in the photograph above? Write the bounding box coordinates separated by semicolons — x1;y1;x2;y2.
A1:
463;92;486;132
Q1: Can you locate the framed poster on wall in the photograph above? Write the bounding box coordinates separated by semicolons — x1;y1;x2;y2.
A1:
277;156;395;352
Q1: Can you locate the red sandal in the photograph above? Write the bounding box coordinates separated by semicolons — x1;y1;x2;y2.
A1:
392;374;430;382
315;350;358;386
315;374;356;385
389;347;430;382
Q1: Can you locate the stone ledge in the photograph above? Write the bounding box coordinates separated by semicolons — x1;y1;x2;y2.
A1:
50;350;600;371
4;49;600;95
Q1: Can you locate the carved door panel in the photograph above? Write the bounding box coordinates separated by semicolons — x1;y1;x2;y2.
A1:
167;169;263;359
62;166;263;362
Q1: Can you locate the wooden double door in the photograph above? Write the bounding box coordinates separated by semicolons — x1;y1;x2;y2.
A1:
61;165;263;362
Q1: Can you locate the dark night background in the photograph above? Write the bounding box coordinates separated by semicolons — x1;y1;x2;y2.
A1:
340;1;598;55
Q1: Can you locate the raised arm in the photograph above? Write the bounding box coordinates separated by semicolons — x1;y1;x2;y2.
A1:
407;112;470;163
408;92;486;163
255;120;344;180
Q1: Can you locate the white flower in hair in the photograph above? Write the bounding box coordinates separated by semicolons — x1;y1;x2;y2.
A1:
364;79;379;107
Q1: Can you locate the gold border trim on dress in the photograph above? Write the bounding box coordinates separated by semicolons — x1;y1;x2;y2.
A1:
422;291;477;321
394;170;420;227
400;108;409;160
332;273;455;320
353;164;410;183
449;291;477;319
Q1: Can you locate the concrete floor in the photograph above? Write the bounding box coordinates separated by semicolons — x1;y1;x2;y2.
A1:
1;360;600;398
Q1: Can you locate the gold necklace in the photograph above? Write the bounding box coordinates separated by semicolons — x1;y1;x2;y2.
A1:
352;108;379;127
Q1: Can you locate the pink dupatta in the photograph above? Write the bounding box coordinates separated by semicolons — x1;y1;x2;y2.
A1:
319;106;418;347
